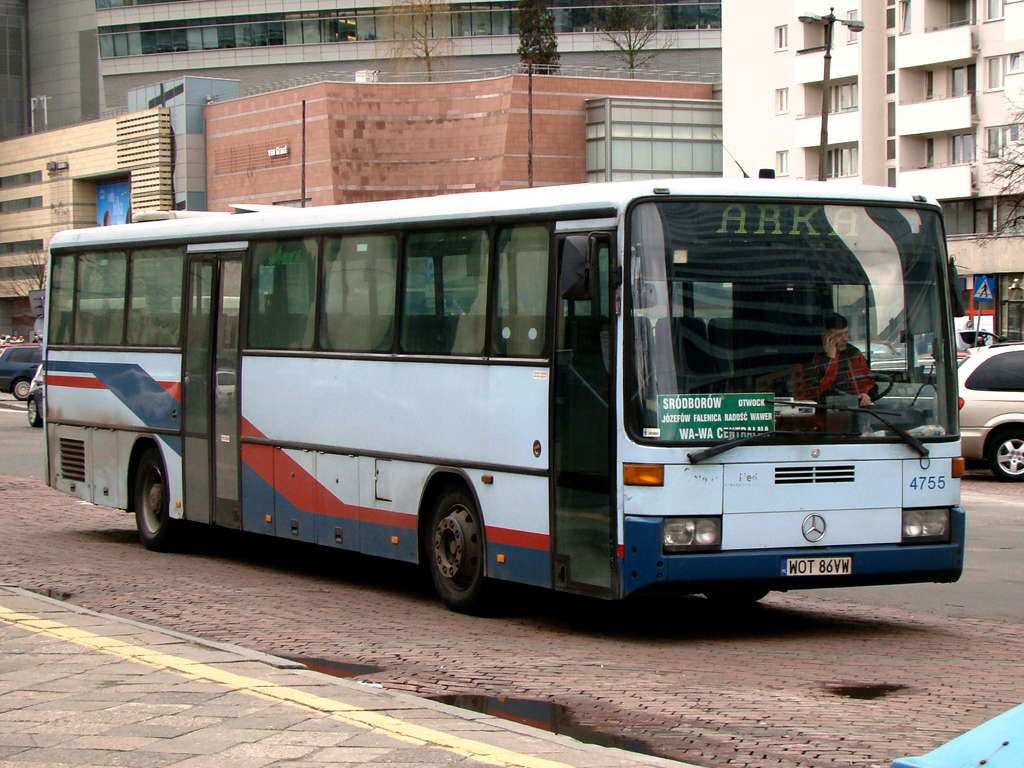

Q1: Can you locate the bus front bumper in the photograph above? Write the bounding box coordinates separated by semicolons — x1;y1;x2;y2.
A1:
621;507;965;598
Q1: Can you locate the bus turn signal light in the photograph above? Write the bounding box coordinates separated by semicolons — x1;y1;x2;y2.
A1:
624;464;664;486
952;457;965;478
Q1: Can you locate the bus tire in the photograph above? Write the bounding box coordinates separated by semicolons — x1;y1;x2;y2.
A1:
428;484;487;613
134;447;177;551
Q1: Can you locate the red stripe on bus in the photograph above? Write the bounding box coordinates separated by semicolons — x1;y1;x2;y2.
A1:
486;526;549;551
159;381;182;402
46;374;105;390
360;506;418;529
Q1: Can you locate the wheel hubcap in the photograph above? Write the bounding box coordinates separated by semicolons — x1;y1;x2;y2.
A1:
433;505;480;588
142;469;165;531
997;439;1024;476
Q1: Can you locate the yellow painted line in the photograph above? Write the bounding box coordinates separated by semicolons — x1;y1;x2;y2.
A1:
0;602;578;768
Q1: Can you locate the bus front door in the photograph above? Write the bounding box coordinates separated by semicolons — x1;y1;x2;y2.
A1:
551;234;616;596
182;250;243;528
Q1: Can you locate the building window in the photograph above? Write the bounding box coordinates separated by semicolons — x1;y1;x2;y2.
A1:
775;24;788;50
0;196;42;214
900;0;911;32
952;133;976;164
925;70;934;99
986;124;1022;158
847;10;861;41
926;137;935;166
830;81;858;112
987;0;1004;21
826;146;858;178
776;150;789;177
951;65;976;97
987;56;1005;89
776;88;789;114
950;0;974;26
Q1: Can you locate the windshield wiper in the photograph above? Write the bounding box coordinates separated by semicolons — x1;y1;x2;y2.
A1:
687;430;802;464
685;404;930;465
812;402;929;458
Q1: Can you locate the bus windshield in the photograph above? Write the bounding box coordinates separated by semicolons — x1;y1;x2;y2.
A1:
627;199;957;444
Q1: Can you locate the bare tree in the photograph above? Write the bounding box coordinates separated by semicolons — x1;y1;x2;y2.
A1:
382;0;453;80
985;106;1024;234
595;0;671;75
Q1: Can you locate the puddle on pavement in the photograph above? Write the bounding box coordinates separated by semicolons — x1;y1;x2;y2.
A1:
824;683;907;700
429;694;661;758
283;656;383;678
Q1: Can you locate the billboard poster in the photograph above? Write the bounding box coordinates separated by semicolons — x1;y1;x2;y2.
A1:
97;180;132;226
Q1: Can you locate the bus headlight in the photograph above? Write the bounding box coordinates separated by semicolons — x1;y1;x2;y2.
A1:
662;517;721;554
901;508;950;544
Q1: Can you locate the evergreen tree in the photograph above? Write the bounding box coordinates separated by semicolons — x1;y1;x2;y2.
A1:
517;0;559;73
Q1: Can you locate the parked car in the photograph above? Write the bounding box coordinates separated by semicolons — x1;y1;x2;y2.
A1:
958;342;1024;481
956;328;1001;353
0;344;41;401
26;365;44;428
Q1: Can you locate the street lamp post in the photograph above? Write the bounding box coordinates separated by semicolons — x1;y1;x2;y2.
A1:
798;8;864;181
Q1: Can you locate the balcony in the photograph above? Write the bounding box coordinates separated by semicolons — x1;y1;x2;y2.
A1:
898;163;975;200
897;95;973;136
794;42;860;85
795;109;861;148
897;24;975;69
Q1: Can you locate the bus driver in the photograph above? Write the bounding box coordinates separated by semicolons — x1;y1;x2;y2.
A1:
809;313;876;407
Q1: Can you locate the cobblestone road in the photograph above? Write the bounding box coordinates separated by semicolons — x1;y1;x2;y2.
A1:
2;473;1022;768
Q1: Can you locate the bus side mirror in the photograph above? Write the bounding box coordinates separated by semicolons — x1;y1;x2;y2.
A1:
559;236;592;301
948;258;967;318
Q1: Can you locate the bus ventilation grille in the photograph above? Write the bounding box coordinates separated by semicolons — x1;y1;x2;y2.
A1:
59;439;87;483
774;465;855;484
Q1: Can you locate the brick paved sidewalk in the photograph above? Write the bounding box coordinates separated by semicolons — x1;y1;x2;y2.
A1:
0;585;694;768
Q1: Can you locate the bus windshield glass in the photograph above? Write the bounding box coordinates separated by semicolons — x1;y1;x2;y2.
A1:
627;199;957;444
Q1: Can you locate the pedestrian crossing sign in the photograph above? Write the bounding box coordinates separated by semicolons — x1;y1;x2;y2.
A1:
973;276;995;302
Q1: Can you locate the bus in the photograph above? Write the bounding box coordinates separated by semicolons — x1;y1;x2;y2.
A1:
43;179;965;613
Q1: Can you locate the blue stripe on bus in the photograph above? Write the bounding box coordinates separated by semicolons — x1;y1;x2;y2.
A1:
47;361;180;432
622;510;966;597
487;544;550;588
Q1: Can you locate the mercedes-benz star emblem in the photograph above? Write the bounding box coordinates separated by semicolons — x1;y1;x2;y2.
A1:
801;514;826;543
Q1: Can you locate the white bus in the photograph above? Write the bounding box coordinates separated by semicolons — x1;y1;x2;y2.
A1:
43;179;964;612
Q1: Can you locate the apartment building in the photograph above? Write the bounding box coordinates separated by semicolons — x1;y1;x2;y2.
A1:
723;0;1024;340
0;109;171;336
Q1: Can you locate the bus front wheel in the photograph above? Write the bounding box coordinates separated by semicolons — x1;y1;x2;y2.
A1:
134;447;178;551
428;485;487;613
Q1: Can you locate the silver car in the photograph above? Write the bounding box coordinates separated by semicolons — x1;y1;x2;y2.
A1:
958;343;1024;481
26;365;44;428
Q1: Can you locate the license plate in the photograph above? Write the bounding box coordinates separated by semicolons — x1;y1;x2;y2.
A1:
782;556;852;577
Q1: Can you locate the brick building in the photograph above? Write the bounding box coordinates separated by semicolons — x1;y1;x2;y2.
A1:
205;74;720;209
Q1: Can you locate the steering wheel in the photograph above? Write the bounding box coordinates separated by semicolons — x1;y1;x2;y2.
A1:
871;372;894;401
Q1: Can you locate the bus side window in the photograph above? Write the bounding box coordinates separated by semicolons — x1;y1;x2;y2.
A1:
127;248;184;347
401;229;489;356
320;234;398;352
249;238;318;351
492;225;549;357
48;254;76;345
76;251;127;346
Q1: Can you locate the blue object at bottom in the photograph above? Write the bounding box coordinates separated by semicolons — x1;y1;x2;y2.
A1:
891;701;1024;768
622;508;965;597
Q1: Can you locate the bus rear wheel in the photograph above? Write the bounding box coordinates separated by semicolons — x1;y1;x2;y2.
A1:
428;484;487;613
134;447;178;551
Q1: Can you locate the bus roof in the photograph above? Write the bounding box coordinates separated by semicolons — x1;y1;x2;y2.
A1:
49;178;940;252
